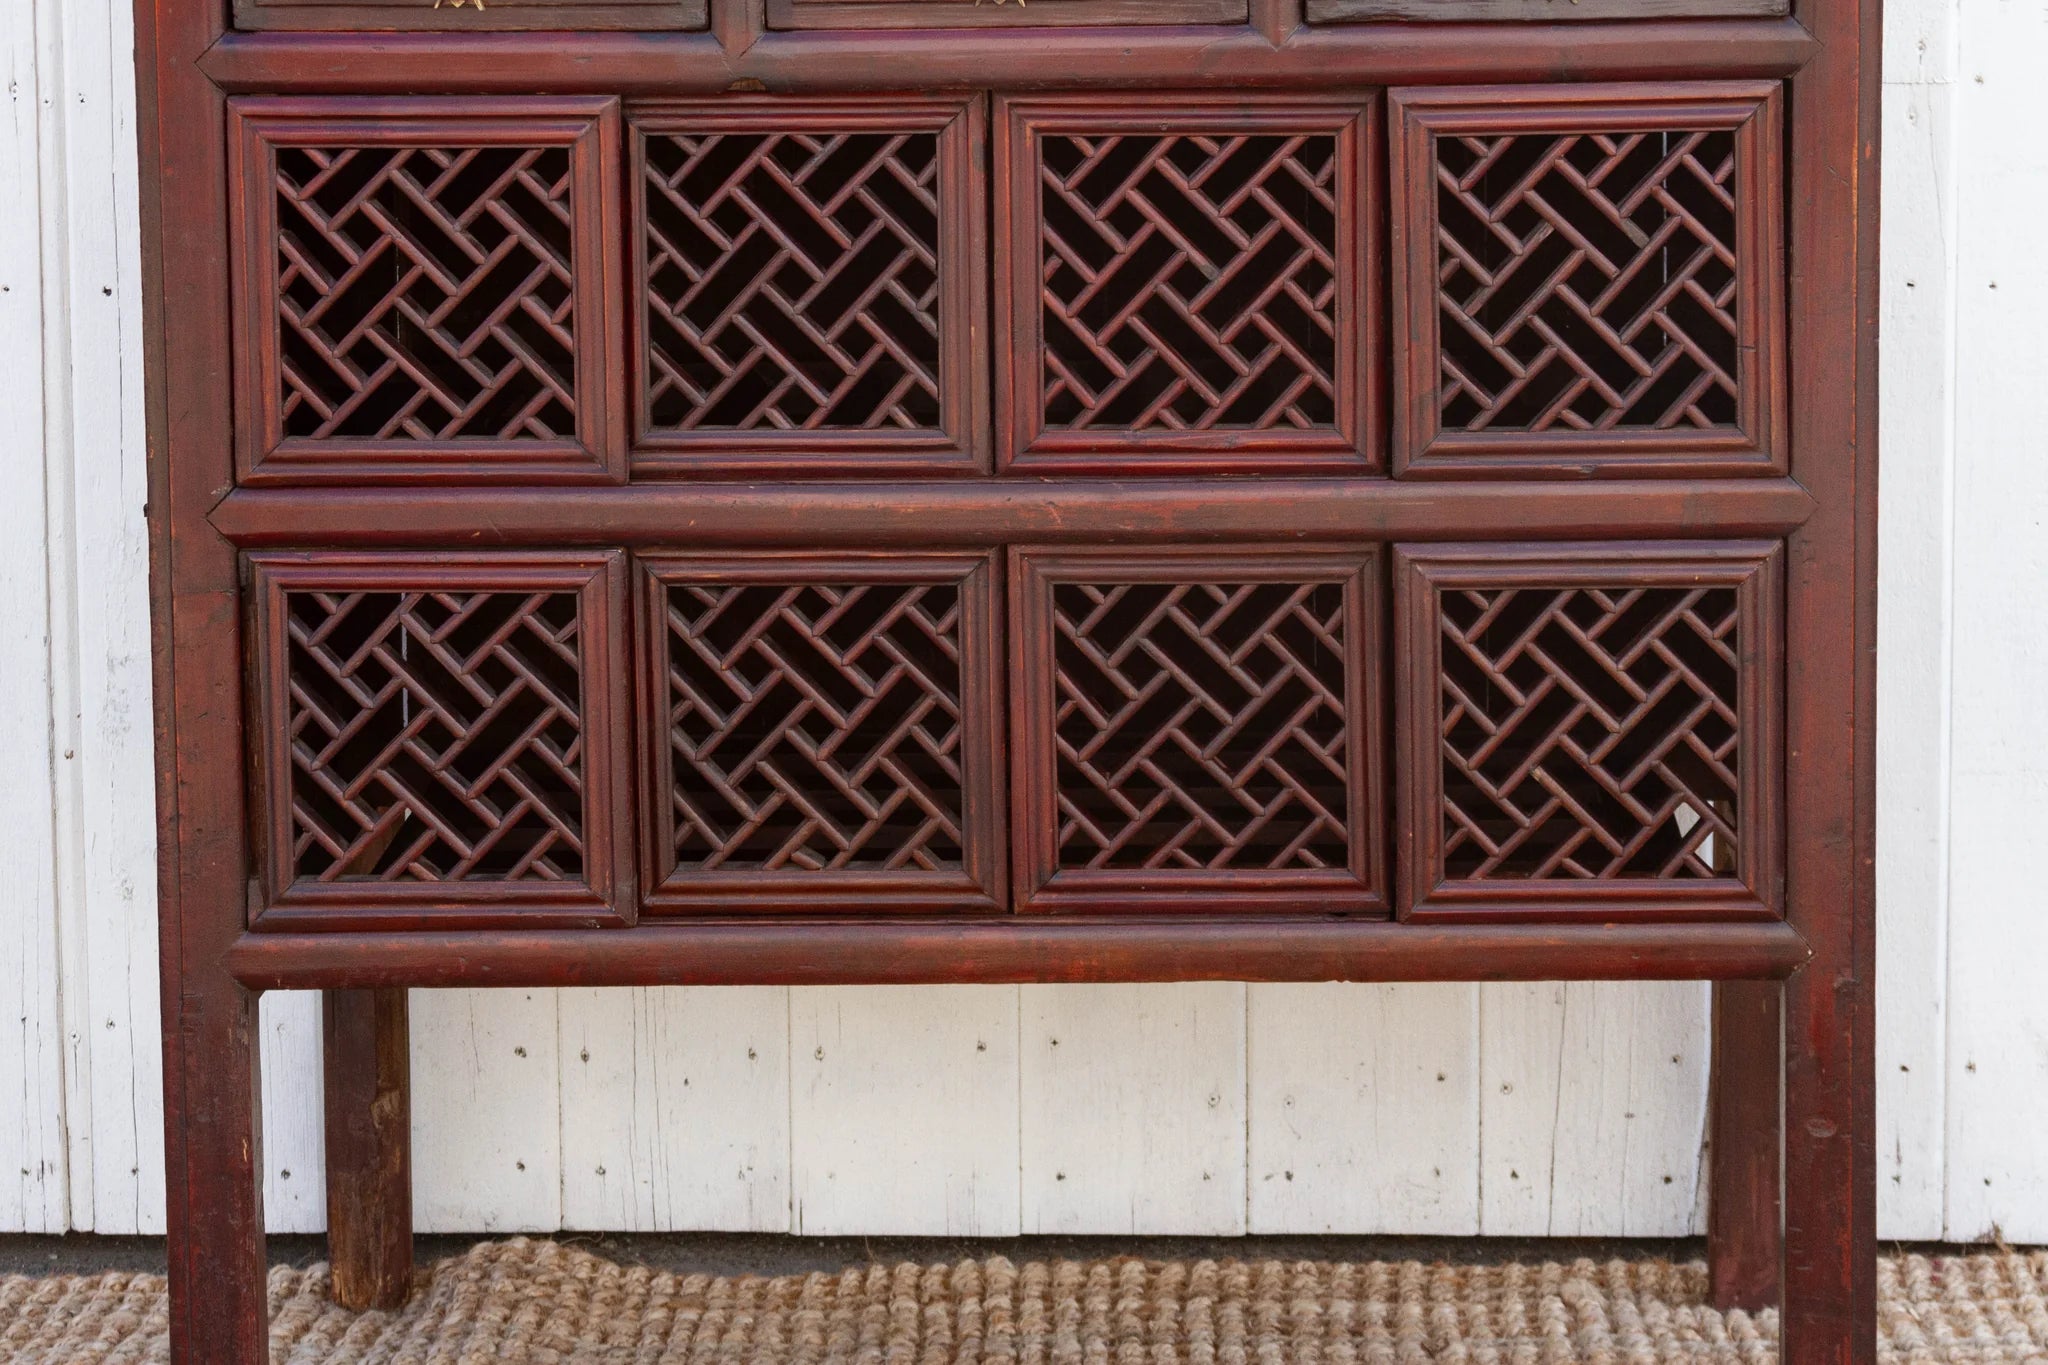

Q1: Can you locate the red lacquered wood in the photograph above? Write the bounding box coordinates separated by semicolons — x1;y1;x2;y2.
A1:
627;97;989;477
1387;83;1786;480
1779;0;1880;1350
994;94;1379;473
246;551;635;932
192;21;1823;97
226;918;1813;989
206;478;1819;546
1709;979;1782;1311
323;989;414;1312
1009;546;1387;914
1392;541;1783;922
229;98;627;487
236;0;706;31
138;0;1877;1351
138;0;270;1353
636;551;1007;914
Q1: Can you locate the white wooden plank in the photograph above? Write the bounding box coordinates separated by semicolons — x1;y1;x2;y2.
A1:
557;986;790;1232
258;992;326;1234
1474;982;1567;1237
1480;981;1710;1237
789;985;1019;1236
1247;983;1479;1234
0;0;68;1237
409;988;563;1233
1019;983;1245;1235
1940;0;2048;1244
36;0;163;1238
1874;70;1957;1242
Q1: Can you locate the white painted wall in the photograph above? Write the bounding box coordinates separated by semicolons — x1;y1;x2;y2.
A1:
2;0;2038;1243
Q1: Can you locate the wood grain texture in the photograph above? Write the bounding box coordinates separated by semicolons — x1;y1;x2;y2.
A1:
193;23;1821;96
1387;82;1785;479
1312;0;1786;23
1710;980;1780;1310
768;0;1247;28
557;986;791;1232
227;921;1815;990
790;986;1020;1235
125;3;1877;1356
1248;983;1480;1234
1939;0;2048;1244
235;0;706;32
323;988;413;1311
1021;984;1247;1234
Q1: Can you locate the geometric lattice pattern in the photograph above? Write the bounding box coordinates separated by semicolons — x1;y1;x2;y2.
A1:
283;587;586;883
1051;579;1352;871
1038;131;1340;434
642;129;944;434
1437;584;1740;880
662;580;966;872
274;143;579;441
1434;128;1741;435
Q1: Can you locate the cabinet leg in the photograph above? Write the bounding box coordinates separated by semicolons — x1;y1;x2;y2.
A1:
1781;955;1878;1364
323;988;415;1311
163;973;269;1364
1708;979;1781;1311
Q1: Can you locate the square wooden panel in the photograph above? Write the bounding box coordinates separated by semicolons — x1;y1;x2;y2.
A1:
639;553;1004;913
1389;84;1785;478
1311;0;1782;22
996;96;1380;474
1010;547;1386;915
248;551;632;929
230;98;624;484
234;0;705;31
1394;542;1782;921
630;98;988;477
768;0;1244;28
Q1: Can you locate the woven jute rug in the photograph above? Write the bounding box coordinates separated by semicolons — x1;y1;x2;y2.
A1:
2;1238;2044;1364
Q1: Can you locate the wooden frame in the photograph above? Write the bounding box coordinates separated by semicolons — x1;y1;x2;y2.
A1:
135;0;1877;1360
1393;540;1783;922
768;0;1249;30
1388;83;1785;479
247;549;635;930
628;97;989;478
236;0;706;32
995;94;1379;474
636;550;1006;914
230;97;627;485
1009;545;1386;915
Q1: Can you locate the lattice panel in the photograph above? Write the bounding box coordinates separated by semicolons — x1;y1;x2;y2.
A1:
1013;550;1383;913
1040;131;1337;434
1391;85;1782;474
647;556;1000;909
278;144;577;440
1002;98;1373;467
666;582;962;869
283;587;588;884
1439;584;1739;879
633;100;983;471
1398;544;1780;918
1437;129;1739;434
644;132;938;432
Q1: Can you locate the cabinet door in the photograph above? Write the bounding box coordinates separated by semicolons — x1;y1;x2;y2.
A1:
249;551;633;929
640;553;1006;914
1009;546;1387;916
1395;541;1782;921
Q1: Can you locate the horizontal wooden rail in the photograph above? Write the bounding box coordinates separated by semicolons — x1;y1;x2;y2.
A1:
196;18;1818;94
209;477;1817;548
225;918;1813;989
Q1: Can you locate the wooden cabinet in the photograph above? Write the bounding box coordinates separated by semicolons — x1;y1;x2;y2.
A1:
135;0;1878;1358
